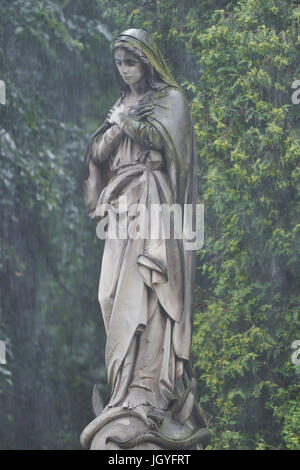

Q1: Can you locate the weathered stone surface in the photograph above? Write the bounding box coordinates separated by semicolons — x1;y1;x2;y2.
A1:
81;408;161;450
81;28;209;450
80;404;210;450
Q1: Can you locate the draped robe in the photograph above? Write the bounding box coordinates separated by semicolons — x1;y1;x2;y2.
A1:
83;32;198;411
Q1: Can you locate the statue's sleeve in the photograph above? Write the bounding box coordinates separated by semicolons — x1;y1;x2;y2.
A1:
92;124;123;163
113;113;164;151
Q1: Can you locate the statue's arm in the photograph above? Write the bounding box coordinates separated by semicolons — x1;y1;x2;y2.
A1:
92;124;123;163
112;113;163;151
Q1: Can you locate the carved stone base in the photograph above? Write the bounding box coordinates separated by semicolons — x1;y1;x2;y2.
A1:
80;405;210;451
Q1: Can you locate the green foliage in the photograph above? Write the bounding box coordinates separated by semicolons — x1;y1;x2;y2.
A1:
187;0;300;450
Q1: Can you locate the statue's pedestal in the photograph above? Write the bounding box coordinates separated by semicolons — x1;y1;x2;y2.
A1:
80;406;209;451
81;408;161;450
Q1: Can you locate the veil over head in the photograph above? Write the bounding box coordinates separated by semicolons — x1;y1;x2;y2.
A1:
112;28;179;89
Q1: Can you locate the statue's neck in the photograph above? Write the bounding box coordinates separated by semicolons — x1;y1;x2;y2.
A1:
128;76;149;97
123;89;151;107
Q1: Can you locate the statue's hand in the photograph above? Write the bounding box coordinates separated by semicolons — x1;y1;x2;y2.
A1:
129;103;155;121
107;104;126;125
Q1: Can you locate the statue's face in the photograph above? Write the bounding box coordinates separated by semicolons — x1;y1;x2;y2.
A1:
114;48;145;86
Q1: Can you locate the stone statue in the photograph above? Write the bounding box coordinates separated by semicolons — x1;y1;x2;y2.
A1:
80;28;209;450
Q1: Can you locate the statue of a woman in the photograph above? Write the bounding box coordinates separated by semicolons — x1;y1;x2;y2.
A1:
81;29;208;450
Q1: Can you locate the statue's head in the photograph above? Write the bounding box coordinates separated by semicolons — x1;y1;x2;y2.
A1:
112;29;164;96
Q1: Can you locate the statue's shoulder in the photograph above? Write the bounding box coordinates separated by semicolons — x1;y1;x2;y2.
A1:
166;86;186;98
152;86;187;108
